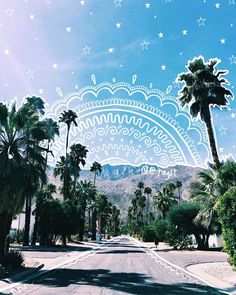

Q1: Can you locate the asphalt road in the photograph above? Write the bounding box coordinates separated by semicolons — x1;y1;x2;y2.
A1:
3;237;223;295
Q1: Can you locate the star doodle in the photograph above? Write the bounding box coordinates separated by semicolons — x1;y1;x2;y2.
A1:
29;14;35;20
26;70;35;79
108;48;115;54
5;8;14;16
219;147;224;153
116;22;122;28
66;27;72;32
197;17;206;26
113;0;122;7
145;3;151;8
83;46;91;55
38;89;44;94
140;41;149;50
229;55;236;64
215;3;220;8
220;38;226;44
182;29;188;35
218;126;227;135
231;113;236;118
4;49;10;55
158;32;164;38
161;65;167;71
52;63;58;69
80;0;85;6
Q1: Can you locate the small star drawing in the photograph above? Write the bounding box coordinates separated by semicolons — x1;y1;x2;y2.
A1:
197;17;206;26
52;63;58;69
38;89;44;94
219;147;224;153
80;0;85;6
116;22;122;28
108;48;115;53
158;32;164;38
113;0;122;7
161;65;167;71
29;14;35;20
26;70;35;79
66;27;72;32
5;8;14;16
140;41;149;50
231;113;236;118
215;3;220;8
219;126;227;135
83;46;91;55
4;49;10;55
229;55;236;64
182;29;188;35
145;3;151;8
220;38;226;44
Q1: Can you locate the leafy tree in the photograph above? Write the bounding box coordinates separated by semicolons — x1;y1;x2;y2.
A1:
176;181;182;202
153;183;177;219
217;188;236;267
95;194;112;235
109;205;120;237
168;202;214;250
177;56;233;168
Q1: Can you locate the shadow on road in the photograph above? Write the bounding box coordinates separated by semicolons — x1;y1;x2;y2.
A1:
25;268;221;294
10;245;94;253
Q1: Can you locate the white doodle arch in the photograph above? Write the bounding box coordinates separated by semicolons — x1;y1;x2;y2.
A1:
46;76;210;168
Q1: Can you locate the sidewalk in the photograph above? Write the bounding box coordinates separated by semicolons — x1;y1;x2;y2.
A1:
139;240;236;294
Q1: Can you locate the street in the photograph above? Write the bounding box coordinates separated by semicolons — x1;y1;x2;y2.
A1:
1;237;223;295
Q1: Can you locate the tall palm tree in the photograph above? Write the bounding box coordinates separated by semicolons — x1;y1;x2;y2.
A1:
70;144;88;196
75;181;96;241
176;56;233;168
176;181;182;202
59;110;78;200
0;102;46;254
153;183;177;219
144;187;152;224
90;161;102;240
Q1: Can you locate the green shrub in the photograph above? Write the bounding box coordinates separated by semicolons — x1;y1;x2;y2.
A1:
155;220;168;242
0;250;24;268
217;188;236;268
142;225;156;242
165;225;192;250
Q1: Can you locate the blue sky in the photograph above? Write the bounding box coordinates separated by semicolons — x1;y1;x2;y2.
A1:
0;0;236;166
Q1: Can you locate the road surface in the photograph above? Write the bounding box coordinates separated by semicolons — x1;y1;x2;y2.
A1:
3;237;223;295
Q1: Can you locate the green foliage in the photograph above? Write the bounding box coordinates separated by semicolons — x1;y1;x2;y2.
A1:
217;188;236;267
142;225;156;242
165;225;192;250
155;220;168;242
168;202;211;250
0;250;24;268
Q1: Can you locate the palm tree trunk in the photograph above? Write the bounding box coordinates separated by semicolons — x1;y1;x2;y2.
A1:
0;212;11;256
203;106;221;168
64;126;70;200
23;194;32;246
91;208;97;240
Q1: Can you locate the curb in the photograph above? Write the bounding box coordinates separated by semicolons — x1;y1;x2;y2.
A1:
130;237;231;295
1;263;44;284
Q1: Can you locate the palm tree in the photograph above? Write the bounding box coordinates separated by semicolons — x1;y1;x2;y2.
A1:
153;183;177;219
90;161;102;240
75;181;96;241
70;144;88;196
176;56;233;168
0;102;46;254
176;181;182;202
59;110;78;200
144;187;152;224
